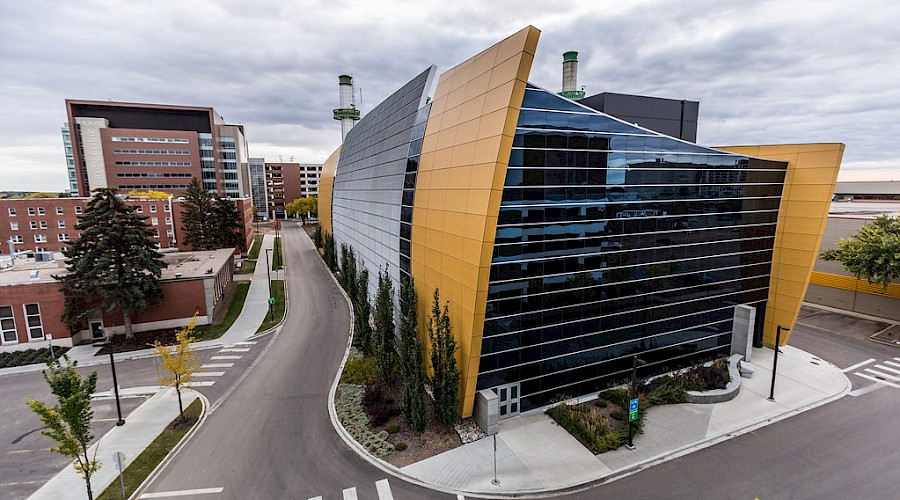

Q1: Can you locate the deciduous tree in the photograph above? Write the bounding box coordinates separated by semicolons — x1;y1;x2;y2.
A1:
27;356;100;500
57;188;164;339
821;215;900;290
152;318;200;420
286;196;318;226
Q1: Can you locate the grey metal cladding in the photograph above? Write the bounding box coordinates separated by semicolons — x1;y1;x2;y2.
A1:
332;65;436;301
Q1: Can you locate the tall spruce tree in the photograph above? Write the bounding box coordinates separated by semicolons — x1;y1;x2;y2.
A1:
428;288;459;426
354;268;373;355
373;266;395;380
57;188;165;339
180;178;218;250
399;275;426;431
213;194;245;252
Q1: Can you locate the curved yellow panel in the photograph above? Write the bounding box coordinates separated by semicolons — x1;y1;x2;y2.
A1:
411;26;540;417
317;145;341;235
718;143;844;345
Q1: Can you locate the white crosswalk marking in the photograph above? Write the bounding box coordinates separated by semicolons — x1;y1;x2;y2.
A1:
219;348;250;353
233;341;257;345
855;371;900;388
201;363;234;368
211;355;241;360
308;497;322;500
342;487;358;500
842;358;876;372
458;495;466;500
375;479;393;500
140;487;224;498
875;364;900;375
195;371;225;377
883;360;900;369
184;381;215;387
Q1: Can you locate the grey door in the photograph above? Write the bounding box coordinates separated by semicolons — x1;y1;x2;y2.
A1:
493;382;521;419
90;321;104;340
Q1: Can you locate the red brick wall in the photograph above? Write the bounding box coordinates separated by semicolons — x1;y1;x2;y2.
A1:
99;128;202;196
0;282;67;345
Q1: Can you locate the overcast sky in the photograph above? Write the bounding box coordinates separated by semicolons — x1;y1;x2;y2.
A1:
1;0;897;191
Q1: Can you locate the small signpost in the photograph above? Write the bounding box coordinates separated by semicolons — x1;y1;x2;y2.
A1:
628;398;639;422
113;451;126;497
268;297;275;305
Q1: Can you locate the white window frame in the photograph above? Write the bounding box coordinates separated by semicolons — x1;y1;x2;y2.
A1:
29;221;37;230
57;233;69;242
150;205;157;213
135;206;143;213
23;303;43;341
11;235;23;244
27;207;35;216
164;204;171;212
0;305;17;344
57;220;65;228
39;221;48;229
151;217;159;226
7;207;15;216
9;222;17;230
74;206;83;215
56;206;64;215
34;234;46;243
37;207;45;216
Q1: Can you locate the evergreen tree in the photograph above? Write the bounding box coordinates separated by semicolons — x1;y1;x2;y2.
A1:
323;232;337;270
373;266;395;380
428;288;459;426
354;268;373;355
314;225;323;248
213;194;245;252
340;243;350;288
57;188;164;339
27;356;100;500
344;246;358;305
399;275;427;431
180;178;217;250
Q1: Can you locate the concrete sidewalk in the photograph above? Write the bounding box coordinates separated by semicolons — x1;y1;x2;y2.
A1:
0;234;276;377
402;345;850;495
28;388;200;500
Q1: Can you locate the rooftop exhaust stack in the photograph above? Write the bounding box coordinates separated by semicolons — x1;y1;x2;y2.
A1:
333;74;361;141
559;51;585;100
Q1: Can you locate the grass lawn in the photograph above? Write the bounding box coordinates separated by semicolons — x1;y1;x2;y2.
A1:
96;399;202;500
235;259;256;275
256;280;285;333
271;236;283;270
193;282;251;341
248;233;263;259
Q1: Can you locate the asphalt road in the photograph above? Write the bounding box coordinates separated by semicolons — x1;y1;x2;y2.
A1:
0;333;270;499
557;318;900;500
142;223;454;500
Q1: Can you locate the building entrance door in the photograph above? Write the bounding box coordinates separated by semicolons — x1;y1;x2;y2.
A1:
492;382;521;419
90;321;104;341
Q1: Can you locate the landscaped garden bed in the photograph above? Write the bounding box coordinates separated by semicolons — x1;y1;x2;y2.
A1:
546;357;731;455
0;347;71;368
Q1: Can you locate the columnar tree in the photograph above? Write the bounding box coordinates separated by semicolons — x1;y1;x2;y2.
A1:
342;246;358;304
180;178;218;250
821;214;900;290
373;266;395;380
323;232;337;270
399;275;427;431
354;268;373;355
152;318;199;421
428;288;459;426
27;356;100;500
57;188;165;339
213;194;246;252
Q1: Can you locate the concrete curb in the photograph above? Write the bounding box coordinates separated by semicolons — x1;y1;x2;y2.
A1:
129;389;210;500
684;354;742;404
868;324;900;347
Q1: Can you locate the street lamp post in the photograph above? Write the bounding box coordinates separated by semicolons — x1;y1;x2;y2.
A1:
627;356;646;449
94;340;126;426
768;325;790;401
265;248;273;321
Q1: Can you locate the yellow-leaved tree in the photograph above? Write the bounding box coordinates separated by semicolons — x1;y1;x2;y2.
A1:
128;189;172;200
153;317;199;421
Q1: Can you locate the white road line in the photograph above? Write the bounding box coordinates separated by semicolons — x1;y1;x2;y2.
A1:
139;487;224;498
195;371;225;377
342;487;358;500
895;357;900;362
842;358;876;372
865;368;900;382
308;497;322;500
201;363;234;369
855;372;900;388
874;364;900;375
850;383;886;397
233;341;257;345
210;355;241;360
458;495;466;500
218;348;250;353
184;381;215;387
884;360;900;369
376;479;394;500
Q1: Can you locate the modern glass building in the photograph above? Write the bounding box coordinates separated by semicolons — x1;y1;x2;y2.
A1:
320;26;845;418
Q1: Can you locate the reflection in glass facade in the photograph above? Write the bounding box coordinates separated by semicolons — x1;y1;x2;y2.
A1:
475;84;788;411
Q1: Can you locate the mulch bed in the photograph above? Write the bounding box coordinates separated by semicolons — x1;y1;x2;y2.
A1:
94;328;179;355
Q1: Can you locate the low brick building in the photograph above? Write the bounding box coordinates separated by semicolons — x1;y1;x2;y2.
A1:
0;248;235;351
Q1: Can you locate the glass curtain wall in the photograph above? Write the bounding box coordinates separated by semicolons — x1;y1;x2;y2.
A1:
476;84;788;411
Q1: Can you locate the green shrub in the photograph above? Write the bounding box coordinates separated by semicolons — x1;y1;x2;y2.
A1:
335;384;394;458
395;442;408;451
385;423;401;434
341;357;378;386
594;400;607;408
609;410;623;421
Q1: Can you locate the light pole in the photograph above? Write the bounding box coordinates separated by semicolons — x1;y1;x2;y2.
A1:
96;341;126;426
768;325;790;401
265;248;273;321
627;356;646;449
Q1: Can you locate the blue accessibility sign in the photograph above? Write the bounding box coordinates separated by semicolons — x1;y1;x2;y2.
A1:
628;398;639;422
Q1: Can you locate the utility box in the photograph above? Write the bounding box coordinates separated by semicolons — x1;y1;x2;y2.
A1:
474;389;499;436
732;304;756;361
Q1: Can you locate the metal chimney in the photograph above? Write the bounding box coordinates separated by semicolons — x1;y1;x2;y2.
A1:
559;51;586;100
333;75;361;141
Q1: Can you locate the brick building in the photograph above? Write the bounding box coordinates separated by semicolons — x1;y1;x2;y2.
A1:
0;248;235;351
63;100;252;198
0;196;254;255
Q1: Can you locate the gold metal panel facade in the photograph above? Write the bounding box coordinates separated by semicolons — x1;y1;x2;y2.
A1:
718;144;844;345
317;145;341;235
810;271;900;299
411;26;540;417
